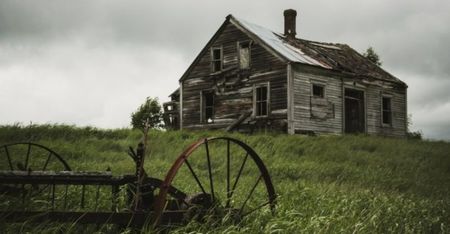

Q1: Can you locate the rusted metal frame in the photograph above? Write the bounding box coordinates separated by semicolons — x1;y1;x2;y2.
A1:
1;210;185;226
238;175;262;216
51;183;56;210
151;139;207;226
226;139;230;207
227;152;248;208
111;185;119;211
153;137;277;226
204;139;215;201
81;185;86;209
0;172;134;186
63;185;68;209
95;185;100;211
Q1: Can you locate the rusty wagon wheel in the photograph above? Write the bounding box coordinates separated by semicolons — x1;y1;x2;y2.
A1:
0;142;71;198
152;137;276;225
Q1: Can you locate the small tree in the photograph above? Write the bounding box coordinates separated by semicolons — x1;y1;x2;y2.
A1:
131;97;163;131
363;47;382;66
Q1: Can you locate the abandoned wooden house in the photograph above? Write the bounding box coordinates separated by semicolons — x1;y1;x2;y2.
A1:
163;9;408;137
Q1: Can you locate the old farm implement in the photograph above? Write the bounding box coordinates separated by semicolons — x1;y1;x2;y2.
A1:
0;137;276;229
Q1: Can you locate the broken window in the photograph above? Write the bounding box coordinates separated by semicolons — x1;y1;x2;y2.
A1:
239;41;250;69
312;84;325;98
382;96;392;125
211;47;222;72
255;86;268;116
202;91;214;123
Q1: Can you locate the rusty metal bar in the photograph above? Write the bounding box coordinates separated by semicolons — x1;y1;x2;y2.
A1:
204;139;214;201
95;185;100;211
63;185;68;209
0;171;135;186
81;185;86;209
238;175;261;216
51;184;56;210
42;152;52;171
1;210;185;226
226;139;230;207
227;153;248;207
24;144;31;170
4;146;13;170
184;159;207;194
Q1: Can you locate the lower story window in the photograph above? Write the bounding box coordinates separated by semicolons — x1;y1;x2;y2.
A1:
255;86;268;116
382;96;392;125
202;91;214;123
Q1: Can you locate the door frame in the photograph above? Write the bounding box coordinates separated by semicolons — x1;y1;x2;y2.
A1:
343;87;367;134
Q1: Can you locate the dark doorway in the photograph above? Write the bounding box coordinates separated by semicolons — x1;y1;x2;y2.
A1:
344;88;365;133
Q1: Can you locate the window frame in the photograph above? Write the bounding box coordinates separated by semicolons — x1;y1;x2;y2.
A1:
253;83;270;118
381;95;393;126
311;83;326;98
237;41;252;70
200;90;215;123
210;46;223;73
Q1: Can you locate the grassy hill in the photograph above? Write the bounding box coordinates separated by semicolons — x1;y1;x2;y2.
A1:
0;124;449;233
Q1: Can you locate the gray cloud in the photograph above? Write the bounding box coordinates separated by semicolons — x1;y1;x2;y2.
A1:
0;0;449;139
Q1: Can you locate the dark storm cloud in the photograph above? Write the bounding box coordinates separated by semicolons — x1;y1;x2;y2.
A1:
0;0;449;139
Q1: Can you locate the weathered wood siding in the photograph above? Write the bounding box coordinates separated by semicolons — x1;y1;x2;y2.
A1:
181;22;287;131
292;64;407;137
362;81;407;137
292;64;343;134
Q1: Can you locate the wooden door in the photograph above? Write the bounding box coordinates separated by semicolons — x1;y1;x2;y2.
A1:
344;89;365;133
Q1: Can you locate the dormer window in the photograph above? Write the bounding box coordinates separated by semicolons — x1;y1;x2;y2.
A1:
211;47;223;72
238;41;251;69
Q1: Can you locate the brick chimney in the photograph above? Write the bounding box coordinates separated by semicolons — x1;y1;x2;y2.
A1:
283;9;297;39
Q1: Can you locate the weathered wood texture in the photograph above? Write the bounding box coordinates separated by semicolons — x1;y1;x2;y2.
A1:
181;22;287;131
292;64;406;137
363;81;407;137
292;64;343;134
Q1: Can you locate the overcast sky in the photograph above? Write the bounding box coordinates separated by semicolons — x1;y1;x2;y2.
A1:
1;0;449;140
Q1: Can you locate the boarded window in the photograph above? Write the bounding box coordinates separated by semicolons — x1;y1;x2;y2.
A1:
382;97;392;125
203;91;214;123
239;42;250;69
312;84;324;98
211;48;222;72
255;86;268;116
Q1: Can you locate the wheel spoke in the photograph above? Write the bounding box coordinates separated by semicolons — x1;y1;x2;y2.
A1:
227;152;248;207
24;144;31;170
238;175;262;216
185;159;207;194
242;201;271;218
226;139;230;206
4;146;13;170
42;152;52;171
205;139;215;201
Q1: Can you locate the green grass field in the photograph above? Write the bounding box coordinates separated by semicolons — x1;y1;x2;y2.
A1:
0;124;449;233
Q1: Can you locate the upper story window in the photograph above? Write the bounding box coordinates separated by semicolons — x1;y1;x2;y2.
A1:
255;85;269;116
238;41;251;69
382;96;392;125
211;47;222;72
312;84;325;98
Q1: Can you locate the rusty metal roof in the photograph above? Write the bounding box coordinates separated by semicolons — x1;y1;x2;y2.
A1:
231;15;406;86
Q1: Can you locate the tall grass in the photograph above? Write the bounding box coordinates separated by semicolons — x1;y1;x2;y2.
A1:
0;124;449;233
